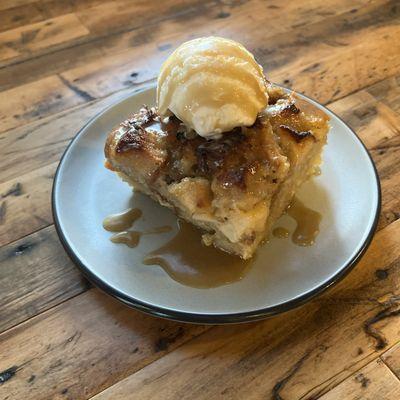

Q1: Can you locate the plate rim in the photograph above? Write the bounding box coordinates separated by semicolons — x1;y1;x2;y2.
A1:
52;84;381;324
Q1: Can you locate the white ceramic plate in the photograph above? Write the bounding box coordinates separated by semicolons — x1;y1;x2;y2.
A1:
52;85;380;323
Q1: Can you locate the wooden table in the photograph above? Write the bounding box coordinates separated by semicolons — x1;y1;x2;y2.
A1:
1;1;400;399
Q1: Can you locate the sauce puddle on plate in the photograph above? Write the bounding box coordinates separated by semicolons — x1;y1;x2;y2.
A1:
272;227;290;239
103;208;142;232
288;197;321;246
273;196;321;246
104;195;321;288
110;226;172;248
143;221;253;288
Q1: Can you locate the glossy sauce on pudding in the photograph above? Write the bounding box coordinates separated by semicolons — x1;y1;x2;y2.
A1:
102;208;142;232
143;221;253;288
287;197;321;246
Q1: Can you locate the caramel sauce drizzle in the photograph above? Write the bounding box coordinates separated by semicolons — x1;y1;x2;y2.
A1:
273;197;321;246
143;221;252;289
110;226;172;248
103;195;321;288
273;227;290;239
102;208;142;232
287;197;321;246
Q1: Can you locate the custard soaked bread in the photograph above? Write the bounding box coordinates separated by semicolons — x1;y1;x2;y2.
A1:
105;85;329;259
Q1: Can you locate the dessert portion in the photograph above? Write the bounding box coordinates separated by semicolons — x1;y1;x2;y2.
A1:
104;37;330;259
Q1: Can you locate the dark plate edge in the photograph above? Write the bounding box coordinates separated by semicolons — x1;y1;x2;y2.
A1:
51;86;382;325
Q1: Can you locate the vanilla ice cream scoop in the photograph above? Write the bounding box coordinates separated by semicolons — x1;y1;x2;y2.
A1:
157;37;268;139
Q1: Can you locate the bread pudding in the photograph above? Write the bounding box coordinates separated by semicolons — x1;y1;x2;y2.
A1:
104;82;329;259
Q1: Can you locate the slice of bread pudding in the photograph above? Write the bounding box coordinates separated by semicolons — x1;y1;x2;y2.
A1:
104;85;329;259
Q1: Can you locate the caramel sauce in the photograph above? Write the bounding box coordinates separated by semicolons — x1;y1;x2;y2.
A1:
273;227;290;239
104;195;321;288
110;231;141;247
143;221;253;288
145;226;174;234
110;226;172;248
103;208;142;232
287;197;321;246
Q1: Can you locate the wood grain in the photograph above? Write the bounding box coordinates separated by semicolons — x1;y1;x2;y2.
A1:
0;75;90;133
0;0;37;12
0;4;42;33
0;0;391;91
0;2;400;136
382;343;400;381
318;358;400;400
0;85;143;183
0;289;209;399
0;13;89;61
0;225;89;333
0;0;215;68
0;0;109;28
0;162;56;246
0;0;397;135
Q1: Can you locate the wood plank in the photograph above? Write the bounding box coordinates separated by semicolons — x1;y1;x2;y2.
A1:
0;75;90;133
370;138;400;230
0;0;215;68
273;24;400;103
87;219;400;400
382;329;400;379
77;0;210;35
0;13;89;61
318;358;400;400
34;0;108;20
0;4;42;33
366;75;400;115
0;0;191;26
0;85;138;183
0;45;19;60
0;162;56;246
0;0;378;92
0;225;89;333
0;289;209;399
329;90;400;150
0;0;37;12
